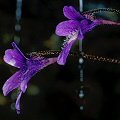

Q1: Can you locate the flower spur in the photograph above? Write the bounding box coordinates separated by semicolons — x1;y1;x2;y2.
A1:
2;42;57;114
55;6;120;65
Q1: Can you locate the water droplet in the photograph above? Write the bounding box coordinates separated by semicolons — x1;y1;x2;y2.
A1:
11;92;17;100
15;24;21;31
79;90;84;98
79;58;84;64
80;106;84;110
14;36;20;43
10;103;16;110
80;78;83;82
17;0;22;2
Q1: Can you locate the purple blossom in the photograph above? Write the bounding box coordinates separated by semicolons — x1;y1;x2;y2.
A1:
2;42;57;114
55;6;120;65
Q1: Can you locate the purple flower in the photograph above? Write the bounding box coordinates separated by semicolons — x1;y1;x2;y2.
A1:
2;42;57;114
55;6;120;65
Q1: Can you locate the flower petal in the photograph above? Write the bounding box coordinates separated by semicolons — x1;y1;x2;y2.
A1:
12;42;27;59
4;42;27;68
78;28;84;40
58;40;76;65
55;20;79;36
20;80;28;93
3;57;57;96
63;6;84;20
2;70;23;96
4;49;26;68
15;90;22;114
57;28;82;65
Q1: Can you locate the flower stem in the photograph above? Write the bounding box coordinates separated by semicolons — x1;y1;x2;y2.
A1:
29;50;120;64
82;8;120;15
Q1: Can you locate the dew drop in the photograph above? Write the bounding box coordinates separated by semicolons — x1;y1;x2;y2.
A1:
79;58;84;64
79;90;84;98
10;103;16;110
80;106;84;110
14;36;20;43
15;24;21;31
80;78;83;82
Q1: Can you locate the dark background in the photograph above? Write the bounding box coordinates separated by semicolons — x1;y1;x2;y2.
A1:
0;0;120;120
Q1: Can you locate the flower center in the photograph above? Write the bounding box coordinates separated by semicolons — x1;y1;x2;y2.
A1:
61;29;79;50
67;29;79;43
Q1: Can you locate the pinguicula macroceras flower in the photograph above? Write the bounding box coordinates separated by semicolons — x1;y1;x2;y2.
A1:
2;42;57;114
55;6;120;65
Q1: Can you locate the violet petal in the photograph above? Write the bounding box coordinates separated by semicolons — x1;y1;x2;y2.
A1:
57;39;76;65
55;20;79;36
4;49;26;68
78;28;84;40
12;42;27;59
2;70;23;96
63;6;84;20
20;80;27;93
15;90;22;114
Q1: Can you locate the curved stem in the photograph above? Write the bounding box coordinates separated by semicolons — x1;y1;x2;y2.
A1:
29;50;120;64
82;8;120;15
